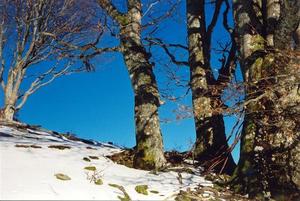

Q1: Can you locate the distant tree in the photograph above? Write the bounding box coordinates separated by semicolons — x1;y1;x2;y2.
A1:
230;0;300;199
0;0;95;122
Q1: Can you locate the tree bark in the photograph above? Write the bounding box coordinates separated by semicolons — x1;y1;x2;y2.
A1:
0;68;24;122
231;0;300;199
187;0;235;175
119;0;166;170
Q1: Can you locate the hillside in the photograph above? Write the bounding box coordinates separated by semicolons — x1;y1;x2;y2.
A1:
0;125;214;200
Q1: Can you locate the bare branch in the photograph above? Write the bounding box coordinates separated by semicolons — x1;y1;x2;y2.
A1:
97;0;125;25
142;1;160;18
145;37;188;66
207;0;223;38
16;62;74;110
216;0;237;86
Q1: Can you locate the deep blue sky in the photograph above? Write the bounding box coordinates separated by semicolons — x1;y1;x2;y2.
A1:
0;0;241;162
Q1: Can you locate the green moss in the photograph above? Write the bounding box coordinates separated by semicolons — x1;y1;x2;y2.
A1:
242;121;256;153
84;166;96;171
109;183;119;188
150;190;159;194
55;173;71;181
116;15;130;26
135;149;157;170
251;57;263;80
250;35;265;52
83;157;91;162
135;185;148;195
94;178;103;185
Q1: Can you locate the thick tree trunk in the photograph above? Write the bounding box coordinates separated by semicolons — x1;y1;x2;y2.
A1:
0;105;15;121
187;0;235;174
0;70;19;122
231;1;300;199
119;1;166;170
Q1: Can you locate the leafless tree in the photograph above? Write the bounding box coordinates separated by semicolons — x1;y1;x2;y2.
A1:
81;0;183;170
230;0;300;199
185;0;238;174
0;0;97;123
144;0;238;174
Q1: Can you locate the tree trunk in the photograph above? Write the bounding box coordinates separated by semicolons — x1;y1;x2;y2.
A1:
187;0;235;175
231;1;300;199
119;1;166;170
0;105;15;121
0;69;20;122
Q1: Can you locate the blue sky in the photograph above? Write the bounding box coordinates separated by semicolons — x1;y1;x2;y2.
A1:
0;0;241;162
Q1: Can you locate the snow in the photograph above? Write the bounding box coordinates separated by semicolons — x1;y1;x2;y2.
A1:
0;125;212;200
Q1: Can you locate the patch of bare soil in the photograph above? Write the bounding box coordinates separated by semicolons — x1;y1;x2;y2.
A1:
15;144;42;148
107;149;135;168
108;149;193;169
48;145;71;150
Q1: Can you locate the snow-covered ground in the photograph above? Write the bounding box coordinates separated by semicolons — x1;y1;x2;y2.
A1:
0;125;212;200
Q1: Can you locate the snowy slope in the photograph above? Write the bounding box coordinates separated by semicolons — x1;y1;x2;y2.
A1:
0;125;212;200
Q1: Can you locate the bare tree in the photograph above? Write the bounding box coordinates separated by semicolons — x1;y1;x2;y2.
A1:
146;0;238;174
89;0;170;170
230;0;300;199
186;0;237;174
0;0;95;122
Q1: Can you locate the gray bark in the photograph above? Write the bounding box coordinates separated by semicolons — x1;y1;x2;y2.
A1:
187;0;235;174
231;0;300;199
98;0;166;170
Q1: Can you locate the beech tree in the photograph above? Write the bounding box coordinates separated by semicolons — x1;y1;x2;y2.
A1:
230;0;300;199
186;0;236;174
0;0;94;122
92;0;168;170
148;0;238;174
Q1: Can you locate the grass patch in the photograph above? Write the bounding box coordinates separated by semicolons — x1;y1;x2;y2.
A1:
94;178;103;185
135;185;148;195
84;166;97;171
55;173;71;181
